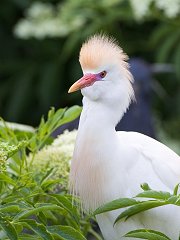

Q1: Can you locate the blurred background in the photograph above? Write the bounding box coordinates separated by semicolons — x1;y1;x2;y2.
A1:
0;0;180;152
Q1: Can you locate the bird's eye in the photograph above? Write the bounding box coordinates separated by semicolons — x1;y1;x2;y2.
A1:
100;71;107;78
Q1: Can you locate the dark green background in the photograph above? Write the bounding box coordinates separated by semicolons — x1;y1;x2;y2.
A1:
0;0;179;142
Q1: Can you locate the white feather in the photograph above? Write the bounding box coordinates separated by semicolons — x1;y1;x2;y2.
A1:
69;35;180;240
70;97;180;239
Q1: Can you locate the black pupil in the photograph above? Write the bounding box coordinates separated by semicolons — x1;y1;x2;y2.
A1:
101;71;106;78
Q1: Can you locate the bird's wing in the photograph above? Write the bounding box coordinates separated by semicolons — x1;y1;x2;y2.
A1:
118;131;180;190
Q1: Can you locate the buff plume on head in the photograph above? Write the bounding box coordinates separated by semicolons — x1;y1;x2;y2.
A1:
68;34;135;106
79;34;133;83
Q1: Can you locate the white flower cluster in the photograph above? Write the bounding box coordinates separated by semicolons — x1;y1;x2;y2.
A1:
28;130;77;188
0;147;8;171
14;0;180;39
0;142;21;171
14;2;85;39
26;2;53;19
52;129;77;147
130;0;180;20
130;0;152;20
155;0;180;18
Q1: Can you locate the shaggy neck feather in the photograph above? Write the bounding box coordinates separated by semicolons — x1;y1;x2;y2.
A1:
70;96;130;211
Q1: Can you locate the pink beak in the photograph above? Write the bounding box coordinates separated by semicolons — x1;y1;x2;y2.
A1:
68;73;98;93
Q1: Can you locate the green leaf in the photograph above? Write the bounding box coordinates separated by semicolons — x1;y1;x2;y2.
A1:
41;179;63;190
0;217;18;240
37;211;47;225
40;168;55;184
94;198;139;216
13;204;63;220
136;190;171;200
48;107;55;120
167;195;180;206
14;223;23;234
0;204;20;213
31;106;81;151
40;210;58;223
21;219;53;240
59;106;82;125
50;194;80;224
114;200;168;225
124;229;171;240
0;173;16;186
173;183;180;195
167;196;179;204
140;183;151;191
47;225;87;240
38;116;45;130
19;234;42;240
48;108;66;130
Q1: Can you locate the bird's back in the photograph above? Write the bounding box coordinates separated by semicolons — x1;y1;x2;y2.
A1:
96;131;180;240
117;131;180;190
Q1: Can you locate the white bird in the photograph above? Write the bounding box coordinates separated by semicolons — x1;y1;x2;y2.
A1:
68;35;180;240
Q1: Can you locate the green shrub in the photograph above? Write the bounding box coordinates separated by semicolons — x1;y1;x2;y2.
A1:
0;106;102;240
94;183;180;240
27;130;77;189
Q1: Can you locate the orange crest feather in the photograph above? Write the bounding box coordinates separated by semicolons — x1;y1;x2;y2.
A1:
79;34;133;82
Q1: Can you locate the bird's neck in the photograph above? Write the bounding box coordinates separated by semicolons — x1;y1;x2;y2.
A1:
78;103;117;147
79;97;126;132
70;97;126;211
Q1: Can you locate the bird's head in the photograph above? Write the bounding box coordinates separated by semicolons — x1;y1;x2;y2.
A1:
68;34;135;110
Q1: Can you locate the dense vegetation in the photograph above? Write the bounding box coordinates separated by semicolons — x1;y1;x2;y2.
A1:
94;183;180;240
0;106;103;240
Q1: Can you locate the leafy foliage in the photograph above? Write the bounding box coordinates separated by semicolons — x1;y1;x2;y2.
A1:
124;229;171;240
0;106;102;240
151;23;180;78
94;183;180;240
27;129;77;190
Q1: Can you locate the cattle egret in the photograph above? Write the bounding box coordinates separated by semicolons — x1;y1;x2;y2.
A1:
68;35;180;240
